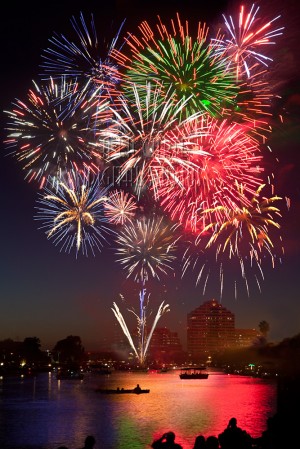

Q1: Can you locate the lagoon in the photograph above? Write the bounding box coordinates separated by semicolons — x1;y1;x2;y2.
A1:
0;369;277;449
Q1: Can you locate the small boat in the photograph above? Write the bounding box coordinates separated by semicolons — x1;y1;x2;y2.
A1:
88;363;112;375
179;367;209;380
95;387;150;394
158;366;169;373
128;367;149;373
92;368;112;375
56;369;84;380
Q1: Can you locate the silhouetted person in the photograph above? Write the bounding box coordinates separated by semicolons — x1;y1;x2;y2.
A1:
134;383;142;393
192;435;206;449
253;416;274;448
81;435;96;449
218;418;251;449
151;431;183;449
253;412;293;449
206;436;219;449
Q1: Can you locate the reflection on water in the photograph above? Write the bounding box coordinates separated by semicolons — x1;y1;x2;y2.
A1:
0;369;277;449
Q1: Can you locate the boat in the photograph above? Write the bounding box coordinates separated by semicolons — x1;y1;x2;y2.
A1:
96;368;112;375
56;369;84;380
95;387;150;394
88;363;112;375
179;367;209;379
158;366;169;373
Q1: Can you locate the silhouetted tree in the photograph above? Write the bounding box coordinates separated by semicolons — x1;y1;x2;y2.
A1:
21;337;43;364
259;321;270;338
52;335;85;365
0;339;22;364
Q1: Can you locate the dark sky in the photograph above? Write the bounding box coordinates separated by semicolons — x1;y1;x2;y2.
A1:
1;0;300;351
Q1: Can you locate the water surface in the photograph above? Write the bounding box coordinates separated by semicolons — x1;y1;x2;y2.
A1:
0;369;277;449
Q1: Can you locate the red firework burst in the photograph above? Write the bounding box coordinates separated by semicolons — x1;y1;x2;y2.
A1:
154;115;264;233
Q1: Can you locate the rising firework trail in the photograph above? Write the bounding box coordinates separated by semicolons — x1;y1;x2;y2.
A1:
111;299;170;366
112;214;179;366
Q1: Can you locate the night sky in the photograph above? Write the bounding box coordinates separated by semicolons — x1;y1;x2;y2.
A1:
1;0;299;351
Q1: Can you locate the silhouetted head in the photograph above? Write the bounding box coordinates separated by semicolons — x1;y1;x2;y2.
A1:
166;432;175;442
206;435;219;449
84;435;96;448
193;434;206;449
229;417;237;428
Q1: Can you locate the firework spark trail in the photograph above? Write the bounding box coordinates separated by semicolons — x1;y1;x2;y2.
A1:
155;116;264;233
4;77;110;187
142;300;170;362
111;302;139;359
111;299;170;366
35;172;113;256
110;13;238;117
40;12;126;103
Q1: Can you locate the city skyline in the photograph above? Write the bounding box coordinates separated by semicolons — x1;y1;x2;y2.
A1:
1;0;299;351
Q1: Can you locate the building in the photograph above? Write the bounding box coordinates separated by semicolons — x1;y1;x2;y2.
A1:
149;327;184;363
234;328;262;348
187;299;236;360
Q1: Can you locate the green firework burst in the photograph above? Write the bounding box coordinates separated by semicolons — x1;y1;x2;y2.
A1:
111;15;238;118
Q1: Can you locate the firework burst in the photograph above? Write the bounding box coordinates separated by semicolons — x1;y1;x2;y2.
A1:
104;189;138;225
202;184;283;252
155;116;264;233
182;183;284;298
111;14;237;117
3;2;289;351
4;77;110;187
209;4;284;136
35;172;112;256
97;82;206;198
115;214;179;283
212;3;284;80
40;12;125;102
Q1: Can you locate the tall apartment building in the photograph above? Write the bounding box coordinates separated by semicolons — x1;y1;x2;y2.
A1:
187;299;236;360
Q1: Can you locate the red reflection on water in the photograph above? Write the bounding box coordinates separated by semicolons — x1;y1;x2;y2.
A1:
127;370;277;447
